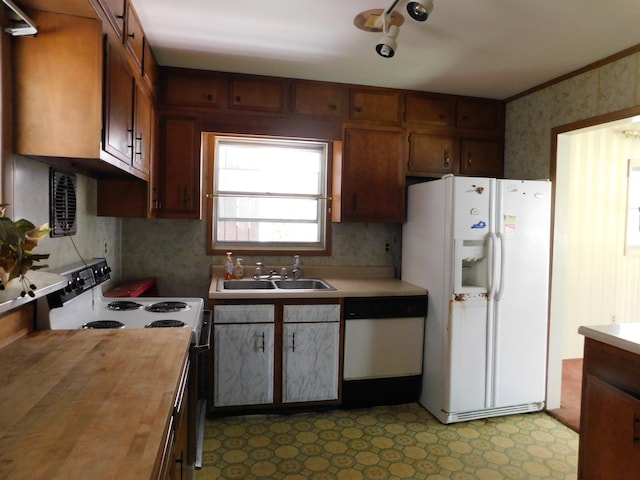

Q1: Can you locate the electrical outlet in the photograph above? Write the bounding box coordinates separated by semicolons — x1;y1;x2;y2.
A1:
384;242;390;252
103;241;108;256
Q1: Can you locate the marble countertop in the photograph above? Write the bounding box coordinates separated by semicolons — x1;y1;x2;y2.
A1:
578;323;640;356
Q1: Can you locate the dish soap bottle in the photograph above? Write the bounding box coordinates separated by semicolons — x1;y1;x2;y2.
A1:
233;258;244;279
224;252;234;280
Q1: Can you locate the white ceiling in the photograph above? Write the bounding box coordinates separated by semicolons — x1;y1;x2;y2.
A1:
132;0;638;100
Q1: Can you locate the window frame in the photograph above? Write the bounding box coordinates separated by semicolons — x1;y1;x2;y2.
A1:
205;133;333;256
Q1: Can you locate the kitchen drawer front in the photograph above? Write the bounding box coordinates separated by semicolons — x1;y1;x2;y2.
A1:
283;304;340;323
213;304;275;324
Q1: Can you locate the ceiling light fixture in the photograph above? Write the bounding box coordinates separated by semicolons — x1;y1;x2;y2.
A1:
354;0;434;58
406;0;434;22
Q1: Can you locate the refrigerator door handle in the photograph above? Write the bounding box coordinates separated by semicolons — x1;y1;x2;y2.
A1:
495;232;506;301
487;232;498;300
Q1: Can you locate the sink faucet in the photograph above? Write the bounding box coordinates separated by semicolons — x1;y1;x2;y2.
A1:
254;262;276;279
292;255;302;280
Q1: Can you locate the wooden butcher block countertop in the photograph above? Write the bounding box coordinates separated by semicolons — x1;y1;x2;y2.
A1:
0;328;192;480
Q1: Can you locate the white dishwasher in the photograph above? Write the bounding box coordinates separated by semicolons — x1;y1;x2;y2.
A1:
342;295;428;408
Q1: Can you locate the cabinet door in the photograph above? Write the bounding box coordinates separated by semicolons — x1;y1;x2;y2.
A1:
97;0;126;38
162;71;227;108
460;139;503;177
404;93;454;126
408;132;457;176
103;41;134;166
133;84;153;174
213;323;274;407
335;127;405;222
125;2;144;70
292;81;349;117
157;115;202;219
351;89;401;123
282;322;339;403
456;99;504;131
579;374;640;480
229;76;285;112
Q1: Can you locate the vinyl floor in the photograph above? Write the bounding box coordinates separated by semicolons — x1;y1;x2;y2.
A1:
196;403;578;480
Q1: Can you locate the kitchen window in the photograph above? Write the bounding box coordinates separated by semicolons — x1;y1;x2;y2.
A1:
209;135;331;254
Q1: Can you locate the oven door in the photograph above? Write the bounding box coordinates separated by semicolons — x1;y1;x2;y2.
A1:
189;310;212;473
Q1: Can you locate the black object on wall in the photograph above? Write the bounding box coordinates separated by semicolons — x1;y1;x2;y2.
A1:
49;167;77;237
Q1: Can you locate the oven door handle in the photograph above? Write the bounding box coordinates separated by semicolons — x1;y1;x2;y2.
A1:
194;310;212;353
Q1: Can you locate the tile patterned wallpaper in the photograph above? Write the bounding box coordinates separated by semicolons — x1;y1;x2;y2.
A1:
505;51;640;179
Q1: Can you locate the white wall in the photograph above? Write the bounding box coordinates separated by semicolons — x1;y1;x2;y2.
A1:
557;125;640;359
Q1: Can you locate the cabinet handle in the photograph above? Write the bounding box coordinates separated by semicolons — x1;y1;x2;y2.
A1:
235;95;242;103
206;94;214;101
467;153;473;167
128;32;135;39
355;106;362;113
291;332;296;352
135;135;143;156
634;414;640;443
439;113;447;120
444;149;450;167
183;186;189;206
329;104;337;111
127;128;134;150
175;449;184;480
258;332;265;352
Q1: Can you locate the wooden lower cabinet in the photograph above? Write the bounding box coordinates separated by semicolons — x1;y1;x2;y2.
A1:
211;300;341;412
578;338;640;479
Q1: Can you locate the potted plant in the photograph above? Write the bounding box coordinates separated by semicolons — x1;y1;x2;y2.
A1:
0;204;51;297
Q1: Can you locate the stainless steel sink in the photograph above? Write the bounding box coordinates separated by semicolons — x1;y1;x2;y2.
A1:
217;279;275;290
217;278;335;291
273;279;336;290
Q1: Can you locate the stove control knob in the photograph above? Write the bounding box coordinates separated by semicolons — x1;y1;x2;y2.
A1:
64;282;73;293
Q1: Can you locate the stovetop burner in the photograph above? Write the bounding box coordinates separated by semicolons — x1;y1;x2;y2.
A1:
145;319;187;328
107;300;143;311
144;301;190;313
83;320;125;329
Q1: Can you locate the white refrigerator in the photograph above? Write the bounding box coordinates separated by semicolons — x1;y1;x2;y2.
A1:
402;176;551;424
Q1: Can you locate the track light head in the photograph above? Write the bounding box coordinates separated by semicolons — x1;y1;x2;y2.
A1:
376;24;399;58
406;0;434;22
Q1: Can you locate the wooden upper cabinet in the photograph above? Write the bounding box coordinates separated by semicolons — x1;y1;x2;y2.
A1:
404;93;455;127
13;10;103;161
456;99;504;131
125;2;144;70
162;70;228;108
407;132;457;176
350;88;402;124
460;138;503;177
103;40;134;166
229;76;286;113
143;40;159;91
333;126;405;223
157;114;202;219
96;0;126;39
292;81;349;117
133;84;153;174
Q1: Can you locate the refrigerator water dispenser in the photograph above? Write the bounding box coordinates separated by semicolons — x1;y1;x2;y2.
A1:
454;239;488;293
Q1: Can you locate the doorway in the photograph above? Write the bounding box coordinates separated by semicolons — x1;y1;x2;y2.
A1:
547;111;640;432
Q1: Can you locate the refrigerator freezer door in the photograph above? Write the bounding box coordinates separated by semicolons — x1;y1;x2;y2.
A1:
446;295;488;414
492;180;551;407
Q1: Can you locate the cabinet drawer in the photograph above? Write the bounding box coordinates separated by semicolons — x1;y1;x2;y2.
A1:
404;93;454;126
350;89;401;123
283;304;340;323
456;99;504;131
229;77;286;112
292;81;349;117
214;304;275;323
162;72;228;108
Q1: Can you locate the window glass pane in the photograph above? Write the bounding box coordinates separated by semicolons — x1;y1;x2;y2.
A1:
212;135;328;252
